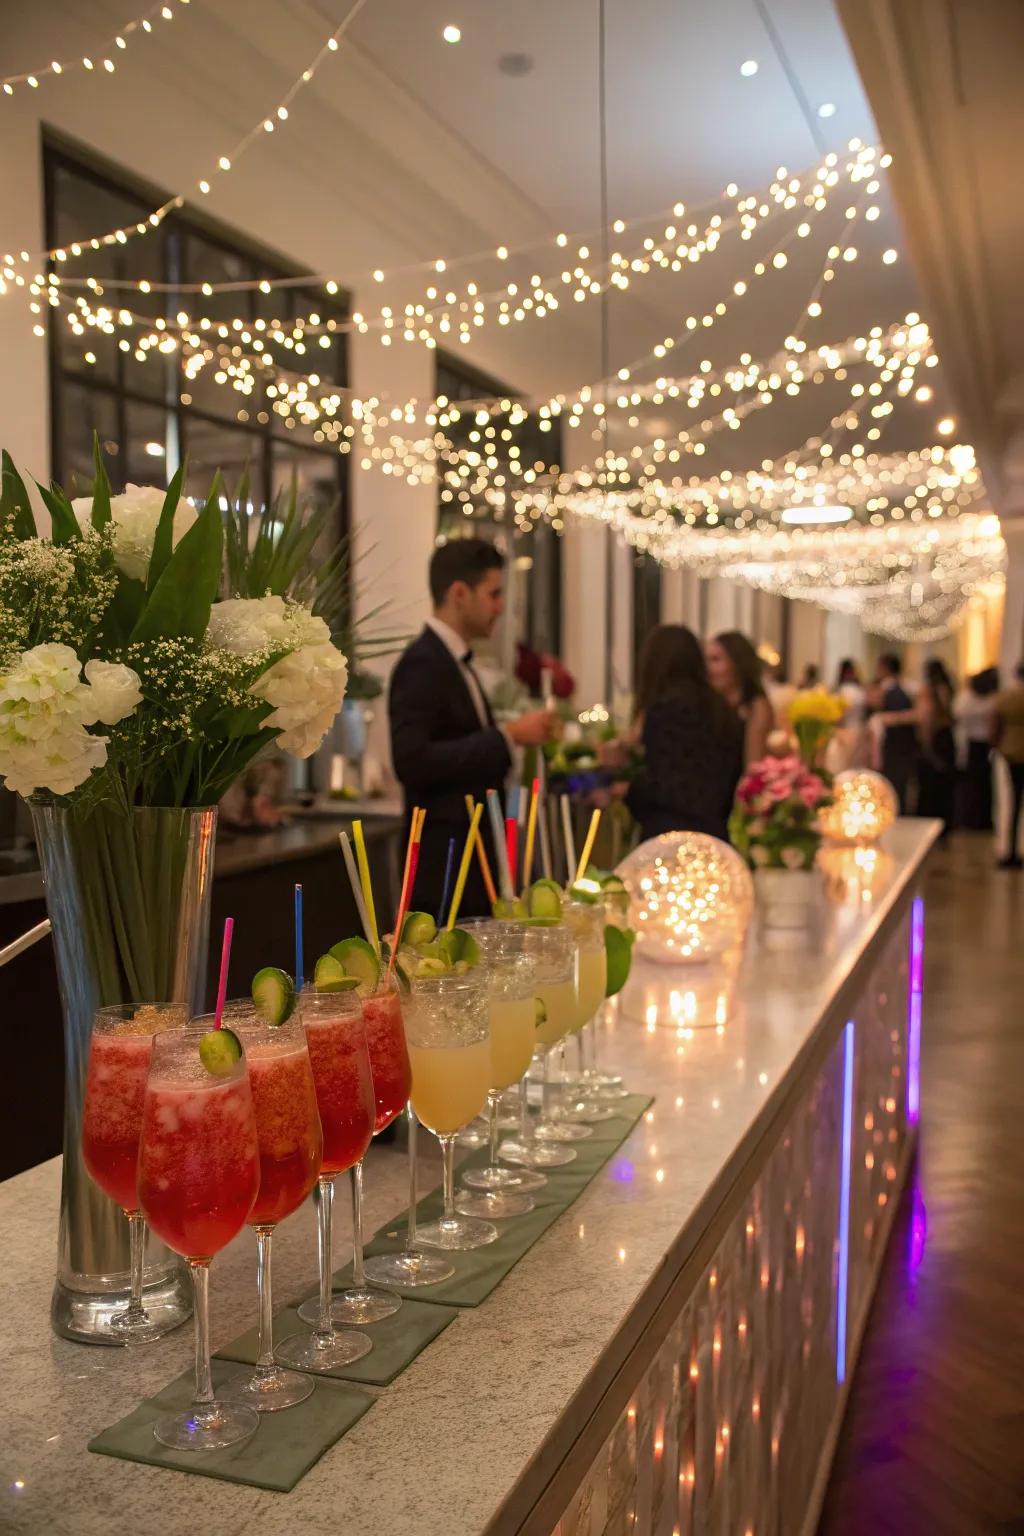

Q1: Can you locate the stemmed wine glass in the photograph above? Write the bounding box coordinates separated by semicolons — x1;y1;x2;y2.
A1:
405;970;497;1250
558;896;617;1124
455;922;541;1218
330;978;411;1324
280;989;375;1372
221;1006;323;1412
499;923;579;1171
81;1003;189;1344
137;1025;261;1450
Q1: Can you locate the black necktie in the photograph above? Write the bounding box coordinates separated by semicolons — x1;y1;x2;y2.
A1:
461;650;492;727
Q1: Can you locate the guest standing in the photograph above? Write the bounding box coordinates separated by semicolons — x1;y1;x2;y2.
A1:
706;630;774;767
615;625;743;842
992;662;1024;869
954;667;998;830
917;661;957;830
871;653;917;813
831;658;869;771
388;539;555;917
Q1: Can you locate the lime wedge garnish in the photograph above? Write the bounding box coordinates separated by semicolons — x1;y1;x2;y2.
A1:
604;925;635;997
199;1027;243;1075
401;911;437;947
328;936;382;992
528;881;563;921
438;928;481;969
412;956;449;978
251;965;296;1025
314;953;360;992
492;896;528;920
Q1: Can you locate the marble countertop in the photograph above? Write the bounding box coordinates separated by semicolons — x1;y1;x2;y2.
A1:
0;821;938;1536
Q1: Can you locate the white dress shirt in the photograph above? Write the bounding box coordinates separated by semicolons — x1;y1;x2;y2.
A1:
426;616;491;729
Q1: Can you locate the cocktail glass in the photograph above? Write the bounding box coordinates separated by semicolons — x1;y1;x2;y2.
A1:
221;1007;323;1412
456;923;543;1217
362;1104;456;1289
499;923;579;1170
137;1026;261;1450
331;980;411;1324
406;970;497;1250
559;897;617;1124
282;990;375;1372
81;1003;188;1344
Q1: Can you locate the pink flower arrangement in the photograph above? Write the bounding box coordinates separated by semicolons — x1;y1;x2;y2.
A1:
729;753;833;871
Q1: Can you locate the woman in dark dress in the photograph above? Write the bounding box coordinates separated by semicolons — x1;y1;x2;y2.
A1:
622;625;744;842
916;659;957;830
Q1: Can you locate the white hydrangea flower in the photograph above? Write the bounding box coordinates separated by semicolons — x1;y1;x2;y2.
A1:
0;643;106;796
83;660;144;725
249;642;348;758
72;484;196;582
206;594;331;655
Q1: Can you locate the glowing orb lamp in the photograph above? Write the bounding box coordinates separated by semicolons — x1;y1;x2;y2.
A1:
617;832;753;965
820;769;898;844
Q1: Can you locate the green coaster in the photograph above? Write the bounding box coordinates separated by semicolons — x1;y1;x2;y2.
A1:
352;1094;653;1308
89;1360;373;1491
217;1295;458;1386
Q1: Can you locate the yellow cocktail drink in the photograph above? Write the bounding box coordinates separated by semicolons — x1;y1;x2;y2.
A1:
409;1039;491;1136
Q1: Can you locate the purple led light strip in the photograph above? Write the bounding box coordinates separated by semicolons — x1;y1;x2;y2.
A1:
836;1019;855;1384
907;897;924;1125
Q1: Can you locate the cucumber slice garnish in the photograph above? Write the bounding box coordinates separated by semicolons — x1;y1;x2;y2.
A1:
328;936;382;991
251;965;296;1025
600;874;627;893
533;997;548;1031
492;896;528;920
528;881;563;921
199;1027;243;1075
568;878;602;904
604;925;635;997
401;911;438;947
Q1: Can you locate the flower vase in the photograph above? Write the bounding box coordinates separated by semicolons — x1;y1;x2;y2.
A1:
753;866;821;952
31;800;217;1345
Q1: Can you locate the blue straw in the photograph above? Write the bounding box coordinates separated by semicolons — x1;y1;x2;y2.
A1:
294;882;304;991
507;783;521;825
437;836;456;928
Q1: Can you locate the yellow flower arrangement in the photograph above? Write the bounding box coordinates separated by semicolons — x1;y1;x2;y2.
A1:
787;688;846;767
788;688;846;726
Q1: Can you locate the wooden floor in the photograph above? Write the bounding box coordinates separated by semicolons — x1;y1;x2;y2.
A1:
818;834;1024;1535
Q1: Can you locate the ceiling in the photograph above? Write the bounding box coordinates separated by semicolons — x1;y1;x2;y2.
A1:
4;0;959;455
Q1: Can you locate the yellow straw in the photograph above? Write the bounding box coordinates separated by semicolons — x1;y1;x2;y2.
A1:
522;778;540;894
446;802;484;930
574;808;602;884
352;819;380;954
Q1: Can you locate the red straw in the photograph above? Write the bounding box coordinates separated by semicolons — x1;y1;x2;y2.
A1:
213;916;234;1029
387;808;425;980
505;817;518;892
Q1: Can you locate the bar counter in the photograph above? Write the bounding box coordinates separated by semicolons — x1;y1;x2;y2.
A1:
0;820;937;1536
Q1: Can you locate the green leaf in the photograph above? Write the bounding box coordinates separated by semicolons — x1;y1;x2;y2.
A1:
130;472;223;643
146;464;185;594
35;480;81;545
1;451;36;540
91;433;112;531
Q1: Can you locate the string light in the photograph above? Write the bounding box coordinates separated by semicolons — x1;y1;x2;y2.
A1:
18;0;369;259
1;0;190;95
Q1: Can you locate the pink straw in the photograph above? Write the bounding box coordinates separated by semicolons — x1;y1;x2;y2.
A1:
213;916;234;1029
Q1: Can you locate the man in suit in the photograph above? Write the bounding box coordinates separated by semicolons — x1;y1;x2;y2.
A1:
388;538;555;918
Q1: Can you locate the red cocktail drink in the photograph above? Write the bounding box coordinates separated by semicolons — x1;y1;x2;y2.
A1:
82;1028;155;1213
138;1065;260;1260
302;1002;375;1174
245;1034;322;1227
363;985;411;1133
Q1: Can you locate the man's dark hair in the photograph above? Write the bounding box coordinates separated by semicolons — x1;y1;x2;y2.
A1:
878;652;902;678
429;538;504;607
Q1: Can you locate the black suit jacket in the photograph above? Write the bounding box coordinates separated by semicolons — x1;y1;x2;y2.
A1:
388;627;511;917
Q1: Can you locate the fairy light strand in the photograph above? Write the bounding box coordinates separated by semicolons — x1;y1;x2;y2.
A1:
1;0;191;94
